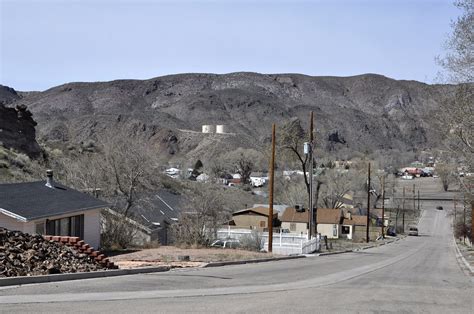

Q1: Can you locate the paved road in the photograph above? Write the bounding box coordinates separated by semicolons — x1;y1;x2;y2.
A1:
0;201;472;313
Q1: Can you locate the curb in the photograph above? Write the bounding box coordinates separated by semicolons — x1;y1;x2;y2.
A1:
453;239;474;275
317;250;353;256
316;237;402;256
203;255;305;268
0;266;171;287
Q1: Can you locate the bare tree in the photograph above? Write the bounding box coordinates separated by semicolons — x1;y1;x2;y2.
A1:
436;162;457;192
278;118;326;208
221;148;264;185
318;169;365;209
437;0;473;83
274;176;308;206
53;128;161;248
172;184;228;247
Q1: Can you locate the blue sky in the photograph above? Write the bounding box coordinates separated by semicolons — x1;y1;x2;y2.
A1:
0;0;461;91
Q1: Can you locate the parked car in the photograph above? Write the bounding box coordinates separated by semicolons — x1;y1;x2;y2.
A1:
436;206;443;210
408;226;419;236
386;226;397;237
210;239;240;249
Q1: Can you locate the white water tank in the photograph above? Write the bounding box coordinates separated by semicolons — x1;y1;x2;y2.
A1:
202;125;216;133
216;125;227;134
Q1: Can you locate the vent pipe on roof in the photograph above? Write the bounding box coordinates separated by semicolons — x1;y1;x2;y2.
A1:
45;169;54;188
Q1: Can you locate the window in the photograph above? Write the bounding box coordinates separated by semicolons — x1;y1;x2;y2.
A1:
260;221;266;228
333;224;338;237
341;226;350;235
46;214;84;238
290;223;296;231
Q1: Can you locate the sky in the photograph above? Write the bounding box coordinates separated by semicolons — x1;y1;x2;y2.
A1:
0;0;461;91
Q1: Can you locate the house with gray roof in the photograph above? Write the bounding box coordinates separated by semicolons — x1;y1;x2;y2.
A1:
0;170;107;249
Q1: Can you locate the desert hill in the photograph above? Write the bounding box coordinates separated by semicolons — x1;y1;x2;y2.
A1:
1;73;456;162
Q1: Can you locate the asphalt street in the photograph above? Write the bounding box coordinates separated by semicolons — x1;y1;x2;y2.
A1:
0;200;472;313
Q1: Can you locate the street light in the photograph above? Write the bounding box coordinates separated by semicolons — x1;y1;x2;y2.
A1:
304;142;313;240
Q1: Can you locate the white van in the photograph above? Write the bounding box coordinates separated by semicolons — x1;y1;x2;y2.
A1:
408;226;418;236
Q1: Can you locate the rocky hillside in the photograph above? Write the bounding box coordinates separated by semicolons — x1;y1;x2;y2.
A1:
0;85;42;158
3;73;458;162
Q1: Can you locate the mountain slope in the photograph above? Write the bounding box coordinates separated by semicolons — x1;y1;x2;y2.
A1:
6;73;456;161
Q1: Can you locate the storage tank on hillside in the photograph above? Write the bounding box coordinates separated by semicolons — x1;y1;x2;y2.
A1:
202;125;216;133
216;125;227;134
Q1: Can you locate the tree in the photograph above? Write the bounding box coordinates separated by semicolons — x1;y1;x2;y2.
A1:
436;162;457;192
171;184;228;247
437;0;473;182
437;0;473;83
278;118;322;205
274;176;308;207
205;158;227;182
439;85;474;173
318;169;365;209
53;128;161;248
437;1;473;242
221;148;264;185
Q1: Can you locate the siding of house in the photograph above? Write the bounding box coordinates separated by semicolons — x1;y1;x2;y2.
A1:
281;221;308;234
318;223;340;239
83;209;101;249
0;213;26;232
0;208;102;249
233;215;267;230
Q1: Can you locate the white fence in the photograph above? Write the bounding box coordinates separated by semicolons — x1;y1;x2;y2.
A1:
217;228;320;255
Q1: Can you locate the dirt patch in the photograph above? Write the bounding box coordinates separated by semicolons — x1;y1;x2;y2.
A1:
110;246;276;269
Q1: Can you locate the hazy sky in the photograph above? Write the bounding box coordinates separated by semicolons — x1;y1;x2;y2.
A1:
0;0;461;91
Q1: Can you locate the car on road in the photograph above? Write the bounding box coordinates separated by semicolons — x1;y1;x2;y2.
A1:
386;226;397;236
408;226;419;236
436;206;443;210
210;239;240;249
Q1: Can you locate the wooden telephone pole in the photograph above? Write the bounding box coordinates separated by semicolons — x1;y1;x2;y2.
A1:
309;111;314;239
267;124;276;253
381;176;385;238
366;162;371;243
471;201;474;244
402;187;406;233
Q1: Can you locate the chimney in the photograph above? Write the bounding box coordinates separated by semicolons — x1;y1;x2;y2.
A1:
45;169;54;188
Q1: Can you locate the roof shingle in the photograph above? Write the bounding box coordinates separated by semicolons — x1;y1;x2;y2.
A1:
0;181;108;220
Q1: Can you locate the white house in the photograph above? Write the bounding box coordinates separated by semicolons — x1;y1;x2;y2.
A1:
0;171;107;249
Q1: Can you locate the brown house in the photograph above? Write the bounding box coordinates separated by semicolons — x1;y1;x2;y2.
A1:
280;206;309;234
341;212;367;240
230;206;278;231
316;208;342;239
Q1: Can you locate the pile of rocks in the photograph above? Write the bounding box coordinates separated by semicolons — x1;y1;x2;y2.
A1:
0;228;107;277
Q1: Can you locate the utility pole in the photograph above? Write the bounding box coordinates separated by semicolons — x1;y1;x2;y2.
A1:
309;111;314;238
454;197;457;222
395;205;399;232
366;162;371;243
471;201;474;244
417;190;420;216
267;124;276;253
381;176;385;238
463;195;466;244
412;184;416;218
402;187;406;233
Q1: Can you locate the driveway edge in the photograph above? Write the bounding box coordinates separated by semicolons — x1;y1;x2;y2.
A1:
0;266;171;287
